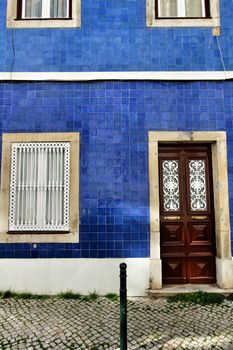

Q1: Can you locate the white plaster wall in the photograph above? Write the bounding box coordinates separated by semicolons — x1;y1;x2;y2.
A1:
216;258;233;289
0;258;150;296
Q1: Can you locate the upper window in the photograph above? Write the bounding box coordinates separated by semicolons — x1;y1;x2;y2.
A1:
6;0;80;28
147;0;220;31
17;0;71;19
0;133;80;243
156;0;210;18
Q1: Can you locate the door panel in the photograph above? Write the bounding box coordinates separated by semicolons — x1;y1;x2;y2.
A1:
187;257;216;284
189;223;212;245
159;144;216;284
162;223;185;246
162;258;187;284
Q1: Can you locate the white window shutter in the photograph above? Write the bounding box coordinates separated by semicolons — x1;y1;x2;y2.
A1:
9;142;70;232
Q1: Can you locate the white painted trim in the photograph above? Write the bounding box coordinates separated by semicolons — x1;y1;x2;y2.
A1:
0;258;150;296
0;71;233;81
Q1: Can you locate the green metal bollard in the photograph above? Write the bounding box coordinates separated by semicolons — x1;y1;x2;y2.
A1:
120;263;127;350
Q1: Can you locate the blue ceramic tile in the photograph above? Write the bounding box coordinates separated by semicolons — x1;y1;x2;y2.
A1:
0;0;231;72
0;80;233;259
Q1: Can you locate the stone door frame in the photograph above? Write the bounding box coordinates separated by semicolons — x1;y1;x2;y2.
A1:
148;131;232;289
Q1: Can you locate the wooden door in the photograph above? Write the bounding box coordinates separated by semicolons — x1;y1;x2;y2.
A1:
159;144;216;284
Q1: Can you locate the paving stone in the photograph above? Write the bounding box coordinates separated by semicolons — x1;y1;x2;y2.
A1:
0;297;233;349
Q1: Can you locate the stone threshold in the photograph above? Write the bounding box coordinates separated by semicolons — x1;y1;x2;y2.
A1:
148;284;233;297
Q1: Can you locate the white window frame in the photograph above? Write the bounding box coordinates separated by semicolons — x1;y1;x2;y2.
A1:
146;0;220;32
6;0;80;28
0;133;80;243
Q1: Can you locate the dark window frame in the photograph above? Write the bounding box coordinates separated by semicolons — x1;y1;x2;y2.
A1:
155;0;211;19
16;0;73;20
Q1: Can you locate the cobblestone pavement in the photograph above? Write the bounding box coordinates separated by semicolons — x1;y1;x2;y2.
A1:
0;297;233;350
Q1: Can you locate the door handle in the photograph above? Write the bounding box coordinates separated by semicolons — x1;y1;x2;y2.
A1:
164;216;180;220
191;216;208;220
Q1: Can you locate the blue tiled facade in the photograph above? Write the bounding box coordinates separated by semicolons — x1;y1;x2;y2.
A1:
0;0;232;72
0;0;233;267
0;81;233;258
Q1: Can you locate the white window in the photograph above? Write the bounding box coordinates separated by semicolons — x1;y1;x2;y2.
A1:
21;0;70;19
6;0;80;28
0;133;79;243
157;0;208;18
9;142;70;232
146;0;220;31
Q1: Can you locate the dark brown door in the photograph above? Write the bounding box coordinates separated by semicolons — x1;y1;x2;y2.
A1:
159;144;216;284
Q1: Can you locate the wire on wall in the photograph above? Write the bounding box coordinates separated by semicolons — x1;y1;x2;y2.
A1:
216;36;227;74
10;20;16;77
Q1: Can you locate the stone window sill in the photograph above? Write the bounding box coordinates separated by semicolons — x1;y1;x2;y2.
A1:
7;18;80;28
147;18;214;28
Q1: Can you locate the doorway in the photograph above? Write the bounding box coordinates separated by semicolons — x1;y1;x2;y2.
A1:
158;144;216;284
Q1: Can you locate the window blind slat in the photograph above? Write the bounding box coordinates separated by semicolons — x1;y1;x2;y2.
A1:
21;149;25;225
56;148;59;225
32;147;36;225
59;148;63;225
47;148;51;225
16;148;21;225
